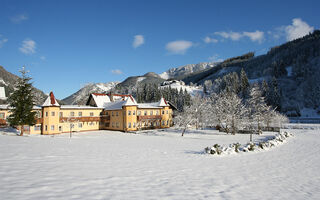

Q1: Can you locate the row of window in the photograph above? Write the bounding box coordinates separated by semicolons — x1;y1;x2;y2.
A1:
104;110;170;117
44;122;97;131
44;111;95;117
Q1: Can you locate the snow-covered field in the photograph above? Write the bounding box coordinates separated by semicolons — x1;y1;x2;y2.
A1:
0;128;319;199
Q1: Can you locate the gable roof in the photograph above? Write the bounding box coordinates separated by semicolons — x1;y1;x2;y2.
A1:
42;92;60;107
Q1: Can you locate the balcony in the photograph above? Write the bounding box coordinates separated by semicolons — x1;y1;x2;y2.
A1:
137;115;162;121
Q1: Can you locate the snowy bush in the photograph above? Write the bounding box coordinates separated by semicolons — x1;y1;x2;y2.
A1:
204;131;293;156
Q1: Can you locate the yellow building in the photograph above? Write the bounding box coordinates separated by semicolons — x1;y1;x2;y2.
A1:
0;92;173;134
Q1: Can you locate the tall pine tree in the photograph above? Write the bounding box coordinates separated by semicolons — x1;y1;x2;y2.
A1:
7;67;36;136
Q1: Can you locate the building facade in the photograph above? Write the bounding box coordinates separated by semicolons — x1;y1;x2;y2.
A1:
0;92;173;134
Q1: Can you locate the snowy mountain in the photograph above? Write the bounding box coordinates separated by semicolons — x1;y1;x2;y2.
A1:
160;80;203;96
159;62;219;80
62;82;119;105
0;66;47;105
116;72;165;89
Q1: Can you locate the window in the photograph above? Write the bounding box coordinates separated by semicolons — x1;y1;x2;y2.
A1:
0;113;5;119
106;112;109;116
59;112;63;117
45;112;48;117
144;111;147;116
51;111;55;116
138;111;141;116
166;110;169;114
34;125;41;131
89;122;94;126
112;112;114;116
128;122;131;128
156;111;159;115
78;112;82;117
105;122;110;127
116;112;118;116
128;111;131;115
59;126;62;132
133;111;135;115
70;112;74;117
90;112;94;116
133;122;136;128
116;122;119;128
112;122;115;127
162;121;164;125
150;111;153;115
51;125;55;130
167;120;169;125
36;111;41;118
78;123;82;128
45;125;48;131
162;110;165;115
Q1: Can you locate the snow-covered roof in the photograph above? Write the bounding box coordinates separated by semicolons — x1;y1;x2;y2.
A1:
158;97;168;107
42;92;60;107
60;105;102;110
0;104;41;110
0;104;9;109
0;87;6;100
137;98;169;109
137;103;160;109
91;93;111;108
103;101;127;110
123;97;138;106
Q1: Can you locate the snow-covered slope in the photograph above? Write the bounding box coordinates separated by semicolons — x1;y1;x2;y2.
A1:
0;128;319;199
160;80;203;96
159;62;219;80
62;82;119;105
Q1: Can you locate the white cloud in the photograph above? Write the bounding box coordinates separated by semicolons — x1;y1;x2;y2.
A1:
203;36;218;44
11;14;28;23
208;54;223;62
215;31;242;41
19;39;36;55
133;35;144;48
214;30;265;43
165;40;193;55
0;35;8;48
111;69;123;75
285;18;314;41
40;56;46;61
243;31;264;43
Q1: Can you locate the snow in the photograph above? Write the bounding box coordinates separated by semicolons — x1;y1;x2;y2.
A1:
159;71;169;79
123;97;138;106
0;128;319;199
0;79;8;86
160;81;203;96
91;94;111;108
0;86;6;99
96;83;118;92
60;105;101;109
136;77;146;83
42;93;60;107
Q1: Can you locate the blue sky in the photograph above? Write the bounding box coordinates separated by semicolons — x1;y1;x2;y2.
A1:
0;0;319;99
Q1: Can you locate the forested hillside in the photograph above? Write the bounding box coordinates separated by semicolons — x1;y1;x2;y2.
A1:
181;30;320;116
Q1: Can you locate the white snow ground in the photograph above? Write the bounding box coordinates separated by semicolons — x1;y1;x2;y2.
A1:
0;128;319;200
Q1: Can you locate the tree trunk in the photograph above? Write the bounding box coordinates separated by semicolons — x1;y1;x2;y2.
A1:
232;116;236;135
20;125;24;136
181;126;187;137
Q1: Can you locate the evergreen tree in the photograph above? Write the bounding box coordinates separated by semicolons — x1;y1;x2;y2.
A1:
239;68;249;99
7;67;37;136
